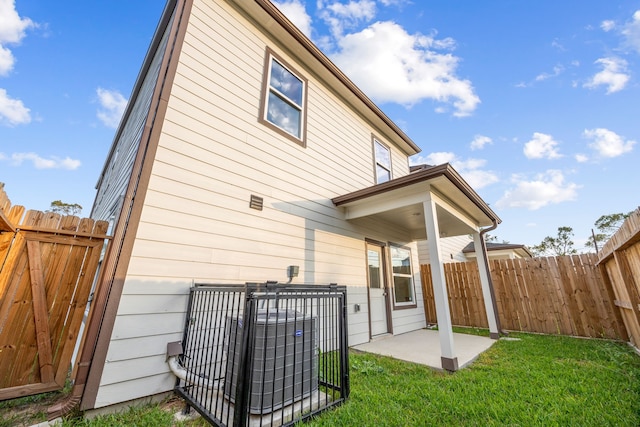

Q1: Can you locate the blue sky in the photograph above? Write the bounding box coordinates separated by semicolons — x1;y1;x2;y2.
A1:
1;0;638;250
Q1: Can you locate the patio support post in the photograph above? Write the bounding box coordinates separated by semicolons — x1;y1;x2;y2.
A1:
423;196;458;372
472;232;500;339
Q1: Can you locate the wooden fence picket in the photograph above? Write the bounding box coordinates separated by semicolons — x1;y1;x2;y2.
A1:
597;207;640;348
421;252;627;340
0;194;110;401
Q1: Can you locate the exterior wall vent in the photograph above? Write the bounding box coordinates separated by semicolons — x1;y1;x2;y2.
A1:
250;195;263;211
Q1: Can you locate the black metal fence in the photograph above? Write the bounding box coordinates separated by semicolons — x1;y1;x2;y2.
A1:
173;282;349;426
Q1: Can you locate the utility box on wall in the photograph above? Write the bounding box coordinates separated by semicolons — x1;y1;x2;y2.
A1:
224;309;318;414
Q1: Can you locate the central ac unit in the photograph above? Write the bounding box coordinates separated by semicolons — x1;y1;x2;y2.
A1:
224;309;318;414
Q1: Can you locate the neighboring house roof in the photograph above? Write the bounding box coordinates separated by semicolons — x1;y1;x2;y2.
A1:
462;242;533;258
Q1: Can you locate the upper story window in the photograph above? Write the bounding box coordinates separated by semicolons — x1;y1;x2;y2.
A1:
260;48;307;146
373;138;391;184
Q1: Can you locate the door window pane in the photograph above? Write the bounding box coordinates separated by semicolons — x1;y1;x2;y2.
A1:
368;249;381;289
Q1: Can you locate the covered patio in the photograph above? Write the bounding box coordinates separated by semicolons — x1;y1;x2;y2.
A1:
333;163;502;372
352;329;496;370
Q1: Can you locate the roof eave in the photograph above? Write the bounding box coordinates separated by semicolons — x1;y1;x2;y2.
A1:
333;163;501;225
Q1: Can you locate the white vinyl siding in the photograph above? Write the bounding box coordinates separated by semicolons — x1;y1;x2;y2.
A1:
92;0;424;408
417;235;473;264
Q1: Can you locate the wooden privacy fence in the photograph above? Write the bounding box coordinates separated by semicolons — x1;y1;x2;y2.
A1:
0;186;109;401
597;207;640;349
421;253;627;340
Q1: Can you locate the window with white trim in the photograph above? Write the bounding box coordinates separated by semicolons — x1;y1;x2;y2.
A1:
374;139;391;184
390;244;416;307
260;49;307;145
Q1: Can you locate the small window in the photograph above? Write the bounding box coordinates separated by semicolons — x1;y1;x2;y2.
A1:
260;49;307;145
373;138;391;184
390;244;416;308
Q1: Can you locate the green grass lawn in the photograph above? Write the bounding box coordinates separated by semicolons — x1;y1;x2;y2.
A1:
3;330;639;426
309;332;640;426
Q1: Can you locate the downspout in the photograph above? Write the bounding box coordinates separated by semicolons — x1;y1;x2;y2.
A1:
479;219;505;336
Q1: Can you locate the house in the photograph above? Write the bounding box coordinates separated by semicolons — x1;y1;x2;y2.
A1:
418;237;532;263
462;242;532;260
69;0;502;413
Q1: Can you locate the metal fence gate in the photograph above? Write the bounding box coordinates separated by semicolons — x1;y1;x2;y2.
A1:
172;283;349;427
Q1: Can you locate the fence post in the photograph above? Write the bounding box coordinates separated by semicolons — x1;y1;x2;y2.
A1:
233;285;257;427
336;285;350;399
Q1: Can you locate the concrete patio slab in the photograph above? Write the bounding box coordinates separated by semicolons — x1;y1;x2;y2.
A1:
351;329;496;370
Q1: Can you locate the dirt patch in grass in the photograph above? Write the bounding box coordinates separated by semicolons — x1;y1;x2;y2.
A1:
1;392;201;427
0;390;70;427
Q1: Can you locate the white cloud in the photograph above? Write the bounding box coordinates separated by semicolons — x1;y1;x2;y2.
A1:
0;45;14;75
551;39;565;51
524;132;562;159
0;0;36;75
620;10;640;54
0;87;30;125
318;0;377;38
410;152;498;189
379;0;409;5
272;0;312;37
327;0;376;21
584;57;629;94
285;1;479;116
96;88;127;128
470;134;492;150
496;170;580;210
414;151;455;165
459;167;500;189
601;20;616;32
535;65;564;82
331;21;479;116
575;153;589;163
583;128;636;158
7;152;81;170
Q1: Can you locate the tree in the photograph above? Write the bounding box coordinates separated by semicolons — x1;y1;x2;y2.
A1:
47;200;83;216
481;233;509;244
483;233;498;243
585;211;631;251
530;226;577;257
